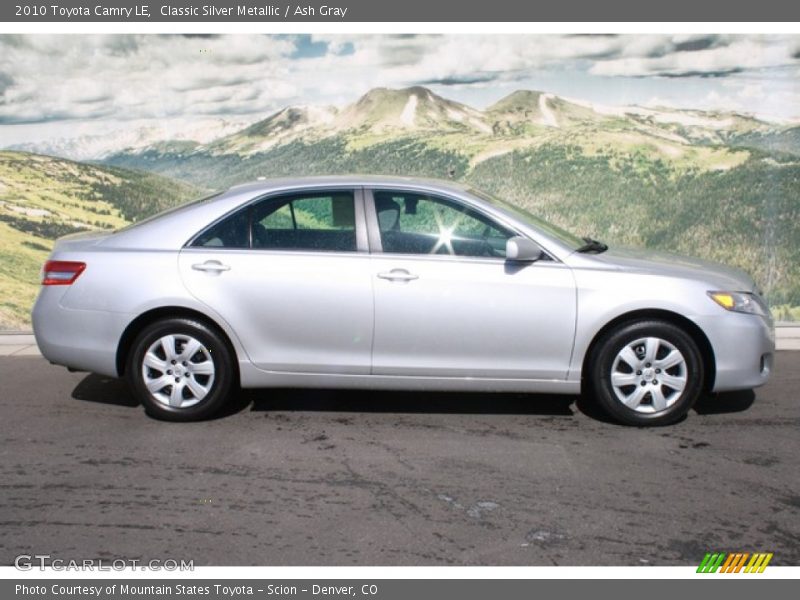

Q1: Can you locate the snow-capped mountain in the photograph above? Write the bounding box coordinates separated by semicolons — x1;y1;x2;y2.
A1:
7;117;255;161
8;86;799;164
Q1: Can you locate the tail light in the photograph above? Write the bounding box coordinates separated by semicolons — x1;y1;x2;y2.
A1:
42;261;86;285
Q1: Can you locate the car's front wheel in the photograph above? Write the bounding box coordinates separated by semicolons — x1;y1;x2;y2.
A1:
127;318;235;421
590;320;704;426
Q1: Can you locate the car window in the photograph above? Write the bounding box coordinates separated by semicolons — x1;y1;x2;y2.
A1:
191;191;357;252
253;192;356;252
373;191;512;258
191;205;250;248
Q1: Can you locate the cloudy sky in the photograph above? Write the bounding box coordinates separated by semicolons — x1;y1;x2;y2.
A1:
1;34;799;149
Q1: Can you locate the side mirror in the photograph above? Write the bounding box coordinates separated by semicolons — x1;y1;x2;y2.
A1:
506;236;544;262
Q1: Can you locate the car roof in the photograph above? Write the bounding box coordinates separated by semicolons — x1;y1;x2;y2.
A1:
101;175;474;251
99;174;575;260
225;175;472;197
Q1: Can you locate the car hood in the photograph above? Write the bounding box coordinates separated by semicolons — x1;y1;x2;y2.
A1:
586;246;758;292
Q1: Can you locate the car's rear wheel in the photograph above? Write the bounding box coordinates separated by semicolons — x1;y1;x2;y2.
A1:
590;320;704;426
127;318;235;421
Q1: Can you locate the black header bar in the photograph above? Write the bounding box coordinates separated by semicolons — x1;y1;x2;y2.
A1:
3;0;800;22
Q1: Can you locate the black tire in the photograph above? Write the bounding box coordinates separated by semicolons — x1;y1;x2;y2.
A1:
589;320;704;426
127;317;235;422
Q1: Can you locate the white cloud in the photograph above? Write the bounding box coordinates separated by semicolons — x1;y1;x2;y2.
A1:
1;34;799;147
590;36;798;77
0;35;297;124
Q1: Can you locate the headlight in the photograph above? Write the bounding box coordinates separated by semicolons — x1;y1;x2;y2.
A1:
708;291;768;316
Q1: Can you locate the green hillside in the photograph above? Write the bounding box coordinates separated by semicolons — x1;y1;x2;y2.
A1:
469;145;800;315
0;151;201;329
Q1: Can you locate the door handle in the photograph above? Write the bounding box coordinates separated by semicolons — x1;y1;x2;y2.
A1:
192;260;231;273
377;269;419;282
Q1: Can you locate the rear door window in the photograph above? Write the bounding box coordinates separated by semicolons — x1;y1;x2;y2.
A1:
253;192;357;252
191;190;357;252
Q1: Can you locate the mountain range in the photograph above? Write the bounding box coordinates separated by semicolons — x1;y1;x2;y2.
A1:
8;117;254;162
102;86;800;165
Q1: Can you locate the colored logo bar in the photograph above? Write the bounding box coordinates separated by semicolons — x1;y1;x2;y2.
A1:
697;552;773;573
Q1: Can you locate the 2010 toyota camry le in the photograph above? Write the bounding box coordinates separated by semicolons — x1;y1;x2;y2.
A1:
32;176;775;425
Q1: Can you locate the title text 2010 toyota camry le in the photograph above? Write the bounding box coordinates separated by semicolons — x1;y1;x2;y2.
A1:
32;176;774;425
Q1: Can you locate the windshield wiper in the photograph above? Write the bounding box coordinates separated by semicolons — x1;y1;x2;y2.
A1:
576;237;608;254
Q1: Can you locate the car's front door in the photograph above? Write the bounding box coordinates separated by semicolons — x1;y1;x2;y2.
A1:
366;189;576;380
179;188;374;374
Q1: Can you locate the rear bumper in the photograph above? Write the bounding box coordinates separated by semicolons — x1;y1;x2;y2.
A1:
32;287;130;378
692;312;775;392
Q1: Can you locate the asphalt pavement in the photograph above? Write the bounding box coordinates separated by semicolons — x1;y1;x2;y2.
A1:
0;353;798;566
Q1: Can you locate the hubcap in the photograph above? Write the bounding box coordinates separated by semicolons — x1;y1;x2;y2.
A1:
610;337;687;414
141;334;215;409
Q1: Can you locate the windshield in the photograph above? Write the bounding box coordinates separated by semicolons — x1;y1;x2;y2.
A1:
468;188;585;250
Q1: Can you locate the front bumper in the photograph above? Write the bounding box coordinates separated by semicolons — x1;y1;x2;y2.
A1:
692;311;775;392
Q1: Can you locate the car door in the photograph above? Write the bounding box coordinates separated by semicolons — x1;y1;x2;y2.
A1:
179;187;374;374
366;188;576;380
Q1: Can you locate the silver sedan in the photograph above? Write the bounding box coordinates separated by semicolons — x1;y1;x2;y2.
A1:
32;176;774;425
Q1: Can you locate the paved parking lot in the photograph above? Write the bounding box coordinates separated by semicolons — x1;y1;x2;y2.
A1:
0;352;798;566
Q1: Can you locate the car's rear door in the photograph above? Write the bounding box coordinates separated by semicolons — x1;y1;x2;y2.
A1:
179;187;374;374
366;188;577;380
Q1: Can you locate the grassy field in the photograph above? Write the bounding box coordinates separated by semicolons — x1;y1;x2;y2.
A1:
0;151;200;329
